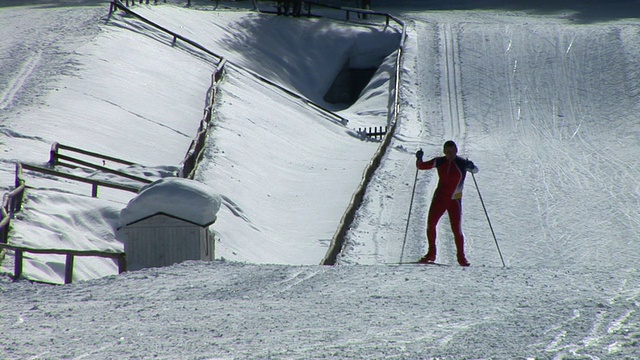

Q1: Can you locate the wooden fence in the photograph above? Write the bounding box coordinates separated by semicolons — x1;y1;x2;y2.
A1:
358;126;388;140
107;0;229;179
48;142;151;190
0;146;146;284
0;243;126;284
119;0;164;6
320;6;406;265
109;0;225;63
0;164;128;284
0;165;26;244
254;0;406;265
181;62;227;179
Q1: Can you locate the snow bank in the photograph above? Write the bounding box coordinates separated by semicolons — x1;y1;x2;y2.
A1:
119;177;221;227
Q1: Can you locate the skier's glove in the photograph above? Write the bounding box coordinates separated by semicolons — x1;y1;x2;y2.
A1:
466;160;479;173
416;149;424;161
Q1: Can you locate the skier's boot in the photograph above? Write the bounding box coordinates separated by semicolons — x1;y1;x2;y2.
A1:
457;255;470;267
454;236;470;266
418;249;436;263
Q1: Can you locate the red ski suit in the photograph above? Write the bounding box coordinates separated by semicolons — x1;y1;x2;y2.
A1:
416;156;478;261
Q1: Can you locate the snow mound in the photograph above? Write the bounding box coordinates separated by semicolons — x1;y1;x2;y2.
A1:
119;177;221;227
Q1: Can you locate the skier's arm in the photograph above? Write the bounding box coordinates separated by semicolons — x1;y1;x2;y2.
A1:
416;150;436;170
417;158;437;170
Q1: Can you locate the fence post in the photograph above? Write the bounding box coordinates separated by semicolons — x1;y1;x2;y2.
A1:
14;163;22;189
64;254;74;284
14;249;23;281
117;254;127;273
1;216;8;244
91;184;99;198
49;142;60;167
13;165;23;214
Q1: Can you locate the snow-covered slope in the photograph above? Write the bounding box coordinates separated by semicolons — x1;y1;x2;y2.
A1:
342;6;640;270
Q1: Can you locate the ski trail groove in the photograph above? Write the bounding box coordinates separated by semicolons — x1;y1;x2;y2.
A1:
0;50;42;110
440;23;466;143
275;269;320;293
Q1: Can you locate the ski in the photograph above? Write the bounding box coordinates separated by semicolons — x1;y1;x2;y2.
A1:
394;261;450;267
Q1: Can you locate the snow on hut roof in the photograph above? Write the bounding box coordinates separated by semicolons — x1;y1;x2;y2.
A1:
120;177;221;227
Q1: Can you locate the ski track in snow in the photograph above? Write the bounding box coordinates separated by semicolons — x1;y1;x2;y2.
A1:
0;50;43;111
439;22;466;145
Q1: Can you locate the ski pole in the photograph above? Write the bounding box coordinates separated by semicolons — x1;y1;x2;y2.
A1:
400;166;420;263
470;171;506;267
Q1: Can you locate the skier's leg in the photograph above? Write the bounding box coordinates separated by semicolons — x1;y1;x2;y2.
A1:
425;199;447;261
448;199;469;266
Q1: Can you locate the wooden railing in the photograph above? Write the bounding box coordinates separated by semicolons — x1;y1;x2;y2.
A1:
0;166;126;284
357;126;388;140
0;162;129;284
258;0;408;265
20;162;142;197
320;7;406;265
181;62;226;179
302;1;400;26
107;1;228;179
119;0;164;6
49;142;152;187
0;165;26;244
0;243;126;284
0;147;143;284
109;0;224;64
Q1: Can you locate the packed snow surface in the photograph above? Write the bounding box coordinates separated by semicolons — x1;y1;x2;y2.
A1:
1;0;639;359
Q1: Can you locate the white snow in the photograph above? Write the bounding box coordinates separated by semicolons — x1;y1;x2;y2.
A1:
1;0;640;358
120;177;221;227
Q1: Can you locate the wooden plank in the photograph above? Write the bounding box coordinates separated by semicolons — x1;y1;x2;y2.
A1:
56;143;136;166
20;163;140;194
117;255;127;273
14;249;23;280
55;154;152;184
1;243;126;282
64;254;74;284
0;243;124;258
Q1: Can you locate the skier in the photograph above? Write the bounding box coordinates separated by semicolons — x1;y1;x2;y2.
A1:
415;140;478;266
